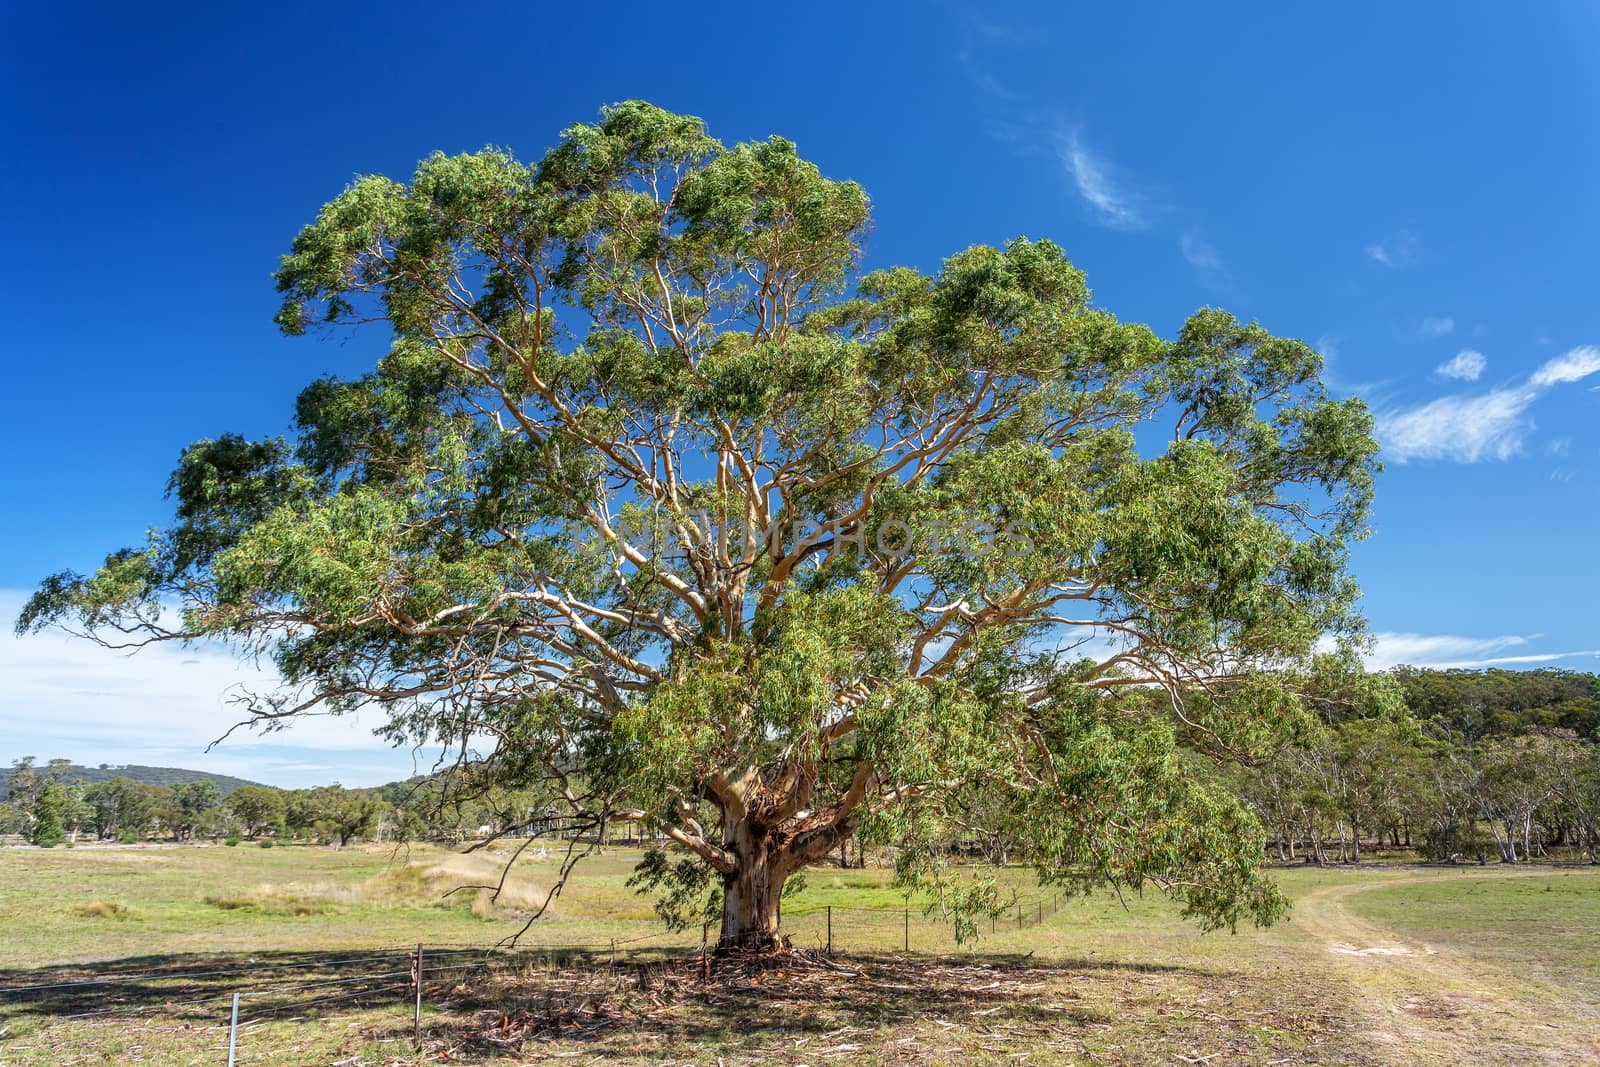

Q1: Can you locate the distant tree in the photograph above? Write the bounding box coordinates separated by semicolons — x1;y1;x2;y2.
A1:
225;785;286;839
1549;741;1600;863
29;782;67;847
60;781;92;844
173;780;222;840
390;804;429;843
6;757;42;810
1401;734;1474;862
306;786;381;848
1453;736;1560;863
283;789;321;838
83;778;164;841
1327;717;1421;861
1;758;38;834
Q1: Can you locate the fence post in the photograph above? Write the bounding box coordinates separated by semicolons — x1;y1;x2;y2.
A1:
904;906;909;953
412;943;424;1050
1038;900;1043;925
226;991;239;1067
826;906;832;955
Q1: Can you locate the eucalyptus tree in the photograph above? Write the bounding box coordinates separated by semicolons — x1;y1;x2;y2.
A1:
18;102;1379;949
173;779;222;841
29;782;67;848
225;784;286;839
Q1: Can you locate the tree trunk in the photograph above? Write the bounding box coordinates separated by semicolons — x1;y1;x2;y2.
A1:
1486;818;1515;863
718;818;788;951
698;764;870;951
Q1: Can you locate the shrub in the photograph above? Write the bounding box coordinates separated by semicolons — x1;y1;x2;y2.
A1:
72;900;134;920
224;836;241;847
258;838;275;848
202;890;330;916
1419;822;1493;863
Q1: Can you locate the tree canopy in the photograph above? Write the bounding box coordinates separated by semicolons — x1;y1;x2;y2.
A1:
1392;667;1600;741
18;101;1380;948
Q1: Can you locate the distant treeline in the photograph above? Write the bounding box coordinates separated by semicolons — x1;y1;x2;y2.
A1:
0;762;263;797
7;667;1598;860
1231;667;1600;865
0;761;392;848
1389;666;1599;739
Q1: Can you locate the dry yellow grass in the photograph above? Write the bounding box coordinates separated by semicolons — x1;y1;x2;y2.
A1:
66;900;132;920
364;850;549;917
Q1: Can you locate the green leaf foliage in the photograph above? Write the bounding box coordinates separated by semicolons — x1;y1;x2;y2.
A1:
18;102;1382;941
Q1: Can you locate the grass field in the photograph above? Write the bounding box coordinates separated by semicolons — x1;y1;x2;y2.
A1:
2;842;1597;1065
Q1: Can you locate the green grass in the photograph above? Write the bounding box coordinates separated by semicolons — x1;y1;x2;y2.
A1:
0;843;504;966
3;845;1598;1065
1347;867;1600;995
0;840;1153;963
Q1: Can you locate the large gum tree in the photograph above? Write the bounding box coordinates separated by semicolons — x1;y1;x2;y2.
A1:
20;102;1380;950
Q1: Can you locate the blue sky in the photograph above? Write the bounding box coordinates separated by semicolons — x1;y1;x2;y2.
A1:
3;2;1598;786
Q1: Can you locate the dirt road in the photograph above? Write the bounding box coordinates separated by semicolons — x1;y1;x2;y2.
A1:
1289;867;1599;1066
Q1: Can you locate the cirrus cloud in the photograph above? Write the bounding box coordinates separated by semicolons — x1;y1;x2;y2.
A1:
1362;632;1600;671
1053;130;1151;230
1377;345;1600;462
1530;345;1600;388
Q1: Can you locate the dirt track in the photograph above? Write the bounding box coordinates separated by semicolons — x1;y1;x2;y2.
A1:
1290;868;1599;1066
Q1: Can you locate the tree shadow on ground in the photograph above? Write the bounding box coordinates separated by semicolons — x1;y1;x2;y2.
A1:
0;945;1199;1020
437;950;1229;1060
0;946;493;1025
1;947;1346;1066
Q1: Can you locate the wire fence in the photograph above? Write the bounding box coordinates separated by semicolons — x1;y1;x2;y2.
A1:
0;891;1071;1061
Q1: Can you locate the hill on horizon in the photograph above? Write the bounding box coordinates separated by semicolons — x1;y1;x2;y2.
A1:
0;761;266;797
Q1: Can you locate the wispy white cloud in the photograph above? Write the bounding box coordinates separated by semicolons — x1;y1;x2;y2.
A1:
1314;334;1384;396
0;590;432;787
1363;632;1600;671
1179;228;1227;282
1365;230;1419;269
1053;130;1150;230
1417;315;1455;339
953;12;1025;100
1377;345;1600;462
1529;345;1600;387
1378;387;1538;462
1435;349;1486;381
